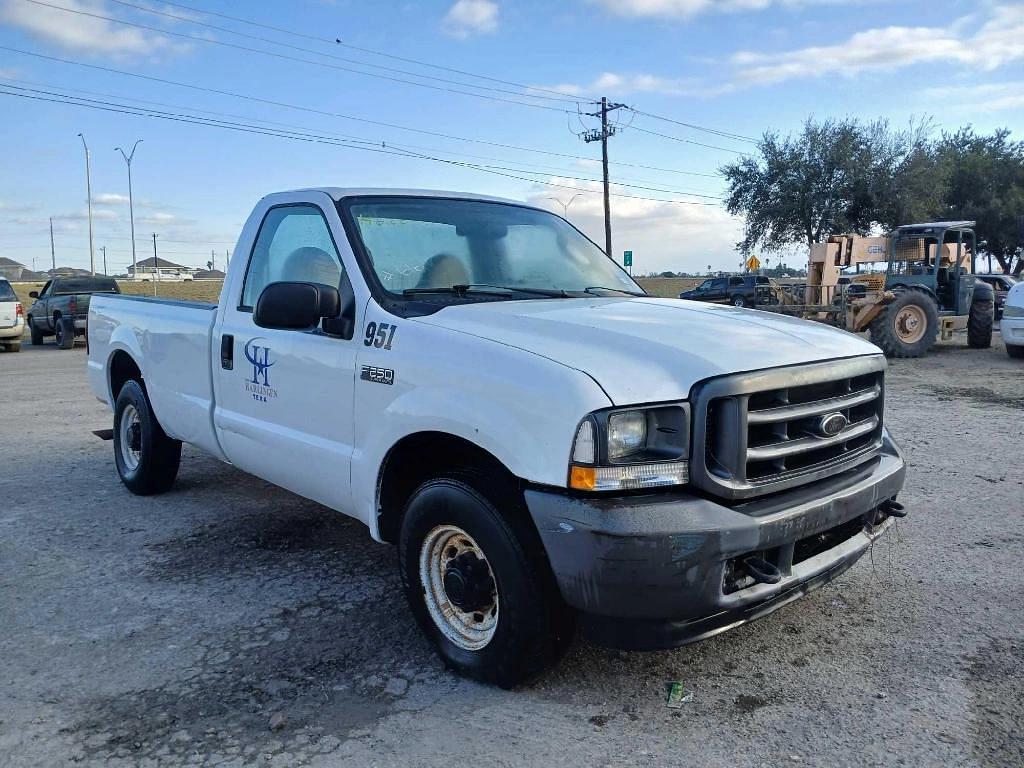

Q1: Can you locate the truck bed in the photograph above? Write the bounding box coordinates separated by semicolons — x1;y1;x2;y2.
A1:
87;293;224;460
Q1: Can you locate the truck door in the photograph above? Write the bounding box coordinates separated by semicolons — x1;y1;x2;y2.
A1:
213;203;358;514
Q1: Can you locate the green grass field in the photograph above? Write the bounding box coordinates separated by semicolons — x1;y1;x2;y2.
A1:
11;280;225;310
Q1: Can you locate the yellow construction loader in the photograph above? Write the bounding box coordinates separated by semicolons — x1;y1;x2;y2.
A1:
765;221;995;358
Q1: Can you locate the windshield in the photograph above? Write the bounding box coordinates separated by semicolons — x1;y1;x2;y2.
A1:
343;197;642;298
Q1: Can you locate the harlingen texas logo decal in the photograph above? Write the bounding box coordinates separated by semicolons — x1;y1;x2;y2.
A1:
244;337;278;402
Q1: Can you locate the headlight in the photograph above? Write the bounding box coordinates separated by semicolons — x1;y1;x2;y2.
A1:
1004;304;1024;318
569;404;690;491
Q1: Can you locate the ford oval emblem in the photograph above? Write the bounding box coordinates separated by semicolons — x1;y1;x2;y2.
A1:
818;412;849;438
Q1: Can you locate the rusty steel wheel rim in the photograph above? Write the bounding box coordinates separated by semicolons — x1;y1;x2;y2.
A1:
419;524;498;651
894;305;926;344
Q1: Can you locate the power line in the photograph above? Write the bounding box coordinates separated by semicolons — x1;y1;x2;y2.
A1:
102;0;581;105
128;0;592;103
626;108;758;144
0;77;722;199
0;46;723;179
0;85;721;207
628;124;751;154
21;0;575;113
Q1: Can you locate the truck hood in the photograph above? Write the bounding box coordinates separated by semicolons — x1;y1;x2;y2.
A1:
415;297;881;405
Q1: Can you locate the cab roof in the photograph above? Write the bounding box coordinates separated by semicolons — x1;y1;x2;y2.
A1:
293;187;527;206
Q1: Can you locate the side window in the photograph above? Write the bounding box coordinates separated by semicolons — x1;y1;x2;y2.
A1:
241;205;344;309
712;278;727;291
729;277;744;287
39;281;52;298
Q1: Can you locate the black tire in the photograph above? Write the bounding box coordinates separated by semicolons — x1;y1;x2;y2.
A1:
55;317;74;349
1007;345;1024;359
869;288;939;358
28;317;43;345
967;299;994;349
113;379;182;495
398;472;572;688
732;296;747;307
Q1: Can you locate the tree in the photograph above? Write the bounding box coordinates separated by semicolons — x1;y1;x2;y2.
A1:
932;128;1024;276
721;117;877;255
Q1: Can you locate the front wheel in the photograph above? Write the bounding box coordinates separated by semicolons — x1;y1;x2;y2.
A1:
732;296;747;307
113;380;182;495
398;473;572;688
28;317;43;345
869;289;939;358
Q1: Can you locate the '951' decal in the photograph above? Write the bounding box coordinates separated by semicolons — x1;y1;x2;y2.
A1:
363;321;397;349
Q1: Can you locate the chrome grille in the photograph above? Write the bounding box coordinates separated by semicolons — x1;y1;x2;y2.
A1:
691;357;886;500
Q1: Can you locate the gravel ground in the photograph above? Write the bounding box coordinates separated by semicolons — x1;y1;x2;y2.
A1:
1;335;1022;767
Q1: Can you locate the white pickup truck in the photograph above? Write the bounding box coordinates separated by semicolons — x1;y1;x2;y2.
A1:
88;188;907;687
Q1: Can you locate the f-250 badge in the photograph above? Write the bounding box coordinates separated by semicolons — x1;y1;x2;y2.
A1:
360;365;395;385
244;338;278;402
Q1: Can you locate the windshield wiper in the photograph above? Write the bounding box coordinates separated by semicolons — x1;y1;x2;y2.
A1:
583;286;646;296
403;284;569;298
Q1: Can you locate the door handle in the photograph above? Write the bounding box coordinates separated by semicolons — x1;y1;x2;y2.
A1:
221;334;234;370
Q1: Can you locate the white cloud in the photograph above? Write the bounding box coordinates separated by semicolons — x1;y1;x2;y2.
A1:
534;72;701;97
923;81;1024;114
94;192;130;205
527;179;742;273
57;208;120;222
730;4;1024;86
592;0;860;20
0;0;191;58
441;0;498;39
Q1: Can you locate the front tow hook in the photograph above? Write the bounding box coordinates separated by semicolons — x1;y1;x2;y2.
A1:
744;555;783;585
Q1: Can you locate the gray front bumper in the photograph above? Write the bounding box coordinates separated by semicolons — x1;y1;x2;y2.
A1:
524;433;906;650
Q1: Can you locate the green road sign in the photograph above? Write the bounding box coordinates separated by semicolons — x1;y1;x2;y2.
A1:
623;250;633;267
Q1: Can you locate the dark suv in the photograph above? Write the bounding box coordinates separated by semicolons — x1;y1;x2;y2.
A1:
679;275;771;307
975;274;1018;319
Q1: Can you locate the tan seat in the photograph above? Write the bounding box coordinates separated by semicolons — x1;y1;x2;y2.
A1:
418;253;470;289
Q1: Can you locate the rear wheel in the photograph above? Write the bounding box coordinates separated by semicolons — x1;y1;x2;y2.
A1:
869;288;939;358
28;317;43;345
398;472;572;688
113;379;182;495
1007;345;1024;359
967;299;993;348
55;317;74;349
732;296;747;307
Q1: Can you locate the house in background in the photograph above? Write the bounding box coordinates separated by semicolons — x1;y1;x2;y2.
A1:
0;258;50;281
126;256;195;281
192;268;225;280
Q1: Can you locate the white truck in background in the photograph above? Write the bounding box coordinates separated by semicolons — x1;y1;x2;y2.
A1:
87;188;907;687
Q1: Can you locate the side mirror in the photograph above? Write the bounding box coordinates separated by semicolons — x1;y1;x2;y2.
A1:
29;291;39;298
254;282;340;330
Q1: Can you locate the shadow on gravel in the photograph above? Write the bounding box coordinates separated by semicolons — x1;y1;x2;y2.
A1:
919;384;1024;409
965;638;1024;768
62;504;448;763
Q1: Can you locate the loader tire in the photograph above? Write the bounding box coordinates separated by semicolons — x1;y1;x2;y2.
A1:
869;288;939;358
967;299;993;349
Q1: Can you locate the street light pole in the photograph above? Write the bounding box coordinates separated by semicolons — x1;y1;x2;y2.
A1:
115;139;143;280
545;193;584;217
77;133;95;275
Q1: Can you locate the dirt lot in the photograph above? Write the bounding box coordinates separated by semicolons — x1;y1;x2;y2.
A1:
1;334;1022;767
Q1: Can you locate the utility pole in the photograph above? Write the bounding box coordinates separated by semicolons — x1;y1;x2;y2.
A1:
211;249;216;272
49;217;56;271
100;245;107;275
115;140;143;280
152;233;158;296
77;133;95;275
582;97;626;257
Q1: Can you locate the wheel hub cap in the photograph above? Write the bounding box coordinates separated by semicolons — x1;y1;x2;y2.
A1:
443;551;495;613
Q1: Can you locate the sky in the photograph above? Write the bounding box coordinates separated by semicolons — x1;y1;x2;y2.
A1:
0;0;1022;277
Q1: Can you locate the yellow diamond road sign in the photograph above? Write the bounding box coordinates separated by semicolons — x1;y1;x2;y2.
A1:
746;256;761;271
